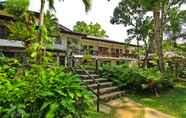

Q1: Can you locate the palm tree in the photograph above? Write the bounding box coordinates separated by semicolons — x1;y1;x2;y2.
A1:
153;1;165;72
38;0;92;34
37;0;92;63
139;0;165;72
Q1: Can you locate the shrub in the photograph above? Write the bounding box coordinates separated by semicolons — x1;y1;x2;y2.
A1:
0;58;94;118
0;57;20;79
177;66;186;78
100;64;174;92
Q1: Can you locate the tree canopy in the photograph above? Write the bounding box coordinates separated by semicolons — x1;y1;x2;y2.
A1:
111;0;186;72
73;21;107;38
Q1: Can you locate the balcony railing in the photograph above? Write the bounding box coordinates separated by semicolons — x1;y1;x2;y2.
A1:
73;49;138;59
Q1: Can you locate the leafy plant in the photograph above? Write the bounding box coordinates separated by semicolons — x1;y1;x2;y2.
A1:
5;0;29;17
0;56;20;79
0;58;94;118
100;64;174;94
82;54;93;64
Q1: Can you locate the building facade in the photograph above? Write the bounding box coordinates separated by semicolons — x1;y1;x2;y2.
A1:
0;10;140;65
60;29;139;64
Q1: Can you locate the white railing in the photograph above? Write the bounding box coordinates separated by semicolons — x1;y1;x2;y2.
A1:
0;39;23;47
0;39;67;51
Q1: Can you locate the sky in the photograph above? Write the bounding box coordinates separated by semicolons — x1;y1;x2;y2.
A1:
29;0;128;43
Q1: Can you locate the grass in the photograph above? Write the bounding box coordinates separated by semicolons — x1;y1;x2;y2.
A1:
127;82;186;118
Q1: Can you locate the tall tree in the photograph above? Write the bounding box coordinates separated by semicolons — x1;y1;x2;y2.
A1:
4;0;60;62
37;0;92;63
140;0;186;72
111;0;186;72
166;7;186;47
73;21;107;38
111;0;154;68
122;13;153;67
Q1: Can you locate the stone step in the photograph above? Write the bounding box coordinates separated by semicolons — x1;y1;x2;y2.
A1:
99;91;125;101
88;82;113;89
83;78;108;84
79;74;99;78
73;69;125;102
93;86;120;95
75;69;96;74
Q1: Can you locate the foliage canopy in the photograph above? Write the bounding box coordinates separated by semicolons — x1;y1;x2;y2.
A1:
73;21;107;38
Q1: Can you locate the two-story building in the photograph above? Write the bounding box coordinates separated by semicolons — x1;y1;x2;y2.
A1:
0;8;140;65
59;28;139;64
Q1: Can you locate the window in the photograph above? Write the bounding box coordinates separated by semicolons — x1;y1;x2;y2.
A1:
119;49;123;57
55;39;61;44
0;27;7;38
125;49;129;54
116;49;119;57
98;47;109;56
111;48;121;57
83;45;88;54
2;51;15;57
111;48;116;57
89;46;94;55
59;56;65;65
80;45;95;55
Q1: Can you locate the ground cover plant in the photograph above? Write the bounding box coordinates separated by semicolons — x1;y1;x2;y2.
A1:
0;57;96;118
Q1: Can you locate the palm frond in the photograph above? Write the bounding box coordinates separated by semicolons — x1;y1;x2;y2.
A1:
82;0;91;12
44;11;60;39
6;21;37;41
48;0;55;11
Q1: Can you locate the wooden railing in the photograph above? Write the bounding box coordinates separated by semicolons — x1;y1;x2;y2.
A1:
73;49;138;59
70;58;100;112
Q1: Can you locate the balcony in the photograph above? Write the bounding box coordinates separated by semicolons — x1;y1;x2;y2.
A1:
0;38;67;51
0;39;23;48
53;44;66;51
73;49;138;60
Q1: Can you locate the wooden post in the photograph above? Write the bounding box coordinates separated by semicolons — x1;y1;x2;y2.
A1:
56;54;60;65
97;83;100;112
72;56;75;67
96;59;98;74
96;59;100;112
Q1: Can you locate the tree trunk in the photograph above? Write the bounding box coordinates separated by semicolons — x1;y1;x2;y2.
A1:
37;0;45;64
39;0;45;27
172;36;177;47
143;47;150;68
137;39;140;67
153;7;165;73
142;39;148;68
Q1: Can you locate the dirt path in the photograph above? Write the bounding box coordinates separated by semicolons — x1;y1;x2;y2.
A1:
101;97;174;118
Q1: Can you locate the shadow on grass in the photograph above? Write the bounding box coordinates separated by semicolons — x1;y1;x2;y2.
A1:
127;83;186;118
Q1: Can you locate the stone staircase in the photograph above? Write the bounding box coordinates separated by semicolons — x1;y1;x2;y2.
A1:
74;68;125;101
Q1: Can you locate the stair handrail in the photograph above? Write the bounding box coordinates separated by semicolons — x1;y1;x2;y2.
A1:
71;57;100;112
69;66;96;93
77;64;100;112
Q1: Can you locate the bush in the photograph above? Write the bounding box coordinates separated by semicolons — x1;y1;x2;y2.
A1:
0;57;94;118
177;67;186;78
0;57;20;79
100;64;174;92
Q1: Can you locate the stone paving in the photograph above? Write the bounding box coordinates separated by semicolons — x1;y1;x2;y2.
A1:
101;97;174;118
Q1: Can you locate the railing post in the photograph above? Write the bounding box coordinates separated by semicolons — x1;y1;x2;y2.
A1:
95;59;100;112
72;56;75;67
97;83;100;112
96;59;98;74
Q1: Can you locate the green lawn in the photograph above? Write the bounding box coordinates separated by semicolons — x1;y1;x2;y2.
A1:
127;82;186;118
